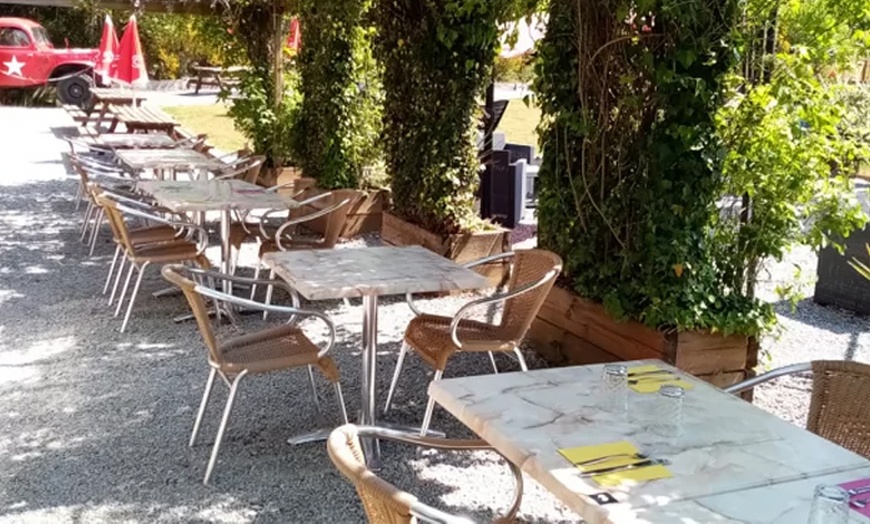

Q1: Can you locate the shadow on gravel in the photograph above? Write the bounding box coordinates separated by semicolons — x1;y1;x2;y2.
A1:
773;297;867;361
0;177;572;523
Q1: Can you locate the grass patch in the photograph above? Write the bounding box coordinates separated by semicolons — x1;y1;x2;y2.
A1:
163;98;541;155
163;104;246;152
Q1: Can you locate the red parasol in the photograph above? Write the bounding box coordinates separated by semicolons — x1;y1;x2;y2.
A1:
286;17;301;53
96;14;119;83
113;15;148;87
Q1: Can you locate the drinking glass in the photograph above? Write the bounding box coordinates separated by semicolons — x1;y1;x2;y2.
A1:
652;385;685;438
601;364;628;416
807;485;849;524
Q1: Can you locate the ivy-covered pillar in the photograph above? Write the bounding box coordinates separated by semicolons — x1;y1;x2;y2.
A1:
534;0;742;327
373;0;500;234
294;0;381;189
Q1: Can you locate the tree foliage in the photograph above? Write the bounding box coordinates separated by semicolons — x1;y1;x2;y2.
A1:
293;0;382;189
534;0;869;335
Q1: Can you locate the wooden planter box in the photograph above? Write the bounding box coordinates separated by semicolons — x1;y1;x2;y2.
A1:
528;286;758;394
300;187;390;239
381;211;511;285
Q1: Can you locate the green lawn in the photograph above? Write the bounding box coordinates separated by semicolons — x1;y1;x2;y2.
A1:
163;99;541;153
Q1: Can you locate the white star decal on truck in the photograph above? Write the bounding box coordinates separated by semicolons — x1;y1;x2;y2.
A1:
2;56;25;77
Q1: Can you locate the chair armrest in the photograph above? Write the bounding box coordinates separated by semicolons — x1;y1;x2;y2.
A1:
274;197;351;251
354;426;523;523
449;265;558;349
193;284;335;359
115;203;209;255
723;362;812;395
405;252;516;317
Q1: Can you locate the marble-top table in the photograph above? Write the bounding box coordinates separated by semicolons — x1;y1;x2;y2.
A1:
429;361;870;524
138;180;301;291
116;148;225;173
93;134;179;150
262;245;491;465
607;467;870;523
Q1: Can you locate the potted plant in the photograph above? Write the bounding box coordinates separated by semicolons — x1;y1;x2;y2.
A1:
527;0;866;389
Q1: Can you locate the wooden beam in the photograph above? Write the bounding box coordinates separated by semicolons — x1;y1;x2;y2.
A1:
0;0;216;15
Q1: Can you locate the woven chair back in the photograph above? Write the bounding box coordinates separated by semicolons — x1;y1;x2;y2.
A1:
808;360;870;458
327;425;417;524
322;189;362;247
161;266;222;364
241;155;266;185
499;249;562;342
95;195;138;256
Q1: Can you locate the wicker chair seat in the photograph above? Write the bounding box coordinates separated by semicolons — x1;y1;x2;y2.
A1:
127;225;179;245
131;241;206;264
405;314;515;371
218;324;339;379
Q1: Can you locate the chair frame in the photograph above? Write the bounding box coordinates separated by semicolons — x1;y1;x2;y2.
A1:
724;362;812;394
164;265;348;484
329;424;524;524
384;250;561;437
100;199;209;332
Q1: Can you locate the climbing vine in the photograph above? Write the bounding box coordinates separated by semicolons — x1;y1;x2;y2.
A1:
294;0;382;189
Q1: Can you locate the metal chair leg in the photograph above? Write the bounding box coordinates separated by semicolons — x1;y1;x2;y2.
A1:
419;369;444;437
249;263;261;300
88;209;104;256
513;347;529;372
488;351;500;374
114;262;137;317
307;365;321;413
80;203;94;241
109;255;127;306
120;261;150;332
263;268;275;320
334;382;349;424
190;368;217;447
384;342;409;414
74;182;83;210
103;246;121;294
203;370;247;485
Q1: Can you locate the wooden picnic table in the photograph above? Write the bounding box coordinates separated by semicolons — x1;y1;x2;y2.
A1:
187;65;249;94
89;88;146;126
107;105;179;134
115;148;225;172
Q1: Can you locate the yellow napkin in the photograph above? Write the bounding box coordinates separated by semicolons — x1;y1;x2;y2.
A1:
559;441;672;487
627;365;694;393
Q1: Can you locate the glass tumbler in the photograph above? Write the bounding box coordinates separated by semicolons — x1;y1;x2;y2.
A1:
652;385;685;438
601;364;628;416
807;485;849;524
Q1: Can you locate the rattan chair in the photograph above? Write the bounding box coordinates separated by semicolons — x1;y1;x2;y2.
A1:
97;194;211;332
725;360;870;458
328;424;523;524
93;186;188;298
162;265;349;485
384;249;562;437
211;155;266;184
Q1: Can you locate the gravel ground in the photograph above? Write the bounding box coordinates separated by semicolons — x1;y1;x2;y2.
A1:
0;107;868;523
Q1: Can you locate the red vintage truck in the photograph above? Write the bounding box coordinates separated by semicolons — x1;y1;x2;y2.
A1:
0;17;100;105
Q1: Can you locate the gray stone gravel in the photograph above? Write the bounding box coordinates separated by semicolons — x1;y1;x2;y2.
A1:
1;107;868;524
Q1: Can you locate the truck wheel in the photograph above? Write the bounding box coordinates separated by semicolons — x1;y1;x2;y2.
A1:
57;75;93;107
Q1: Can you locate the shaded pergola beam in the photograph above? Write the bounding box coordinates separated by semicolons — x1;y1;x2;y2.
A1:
0;0;216;15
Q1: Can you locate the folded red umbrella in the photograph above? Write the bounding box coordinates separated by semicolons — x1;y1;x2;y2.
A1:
286;17;301;53
96;14;119;83
112;15;148;87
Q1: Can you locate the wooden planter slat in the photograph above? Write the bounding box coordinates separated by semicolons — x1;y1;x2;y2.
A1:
528;285;757;396
381;212;510;285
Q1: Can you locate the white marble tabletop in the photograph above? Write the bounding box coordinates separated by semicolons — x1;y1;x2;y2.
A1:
606;467;870;523
137;179;301;213
95;134;178;149
429;361;870;524
261;245;491;300
117;148;225;171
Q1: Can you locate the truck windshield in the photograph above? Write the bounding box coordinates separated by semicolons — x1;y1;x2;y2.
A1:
31;26;52;47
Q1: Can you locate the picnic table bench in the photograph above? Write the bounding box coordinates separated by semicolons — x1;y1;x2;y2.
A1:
187;65;249;94
107;105;179;135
